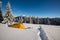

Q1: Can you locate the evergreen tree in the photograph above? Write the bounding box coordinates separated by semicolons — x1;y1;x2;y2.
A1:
0;8;3;23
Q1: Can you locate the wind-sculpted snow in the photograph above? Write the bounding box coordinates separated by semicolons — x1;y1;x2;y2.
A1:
38;26;48;40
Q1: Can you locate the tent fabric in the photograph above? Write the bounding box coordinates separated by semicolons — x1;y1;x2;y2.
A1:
12;23;25;30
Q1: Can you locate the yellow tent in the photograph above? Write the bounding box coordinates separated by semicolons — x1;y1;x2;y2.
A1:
12;23;25;30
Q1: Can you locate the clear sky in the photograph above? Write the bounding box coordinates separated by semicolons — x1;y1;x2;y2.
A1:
0;0;60;17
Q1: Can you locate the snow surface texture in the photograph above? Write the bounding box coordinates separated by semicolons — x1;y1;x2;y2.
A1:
0;23;60;40
0;23;41;40
41;25;60;40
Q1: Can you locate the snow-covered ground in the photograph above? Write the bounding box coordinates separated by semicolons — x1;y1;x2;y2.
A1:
0;23;60;40
41;25;60;40
0;23;41;40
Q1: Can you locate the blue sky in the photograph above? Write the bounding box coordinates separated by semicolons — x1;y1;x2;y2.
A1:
1;0;60;17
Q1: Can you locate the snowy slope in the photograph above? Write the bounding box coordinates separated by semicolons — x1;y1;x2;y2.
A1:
0;23;41;40
0;23;60;40
41;25;60;40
